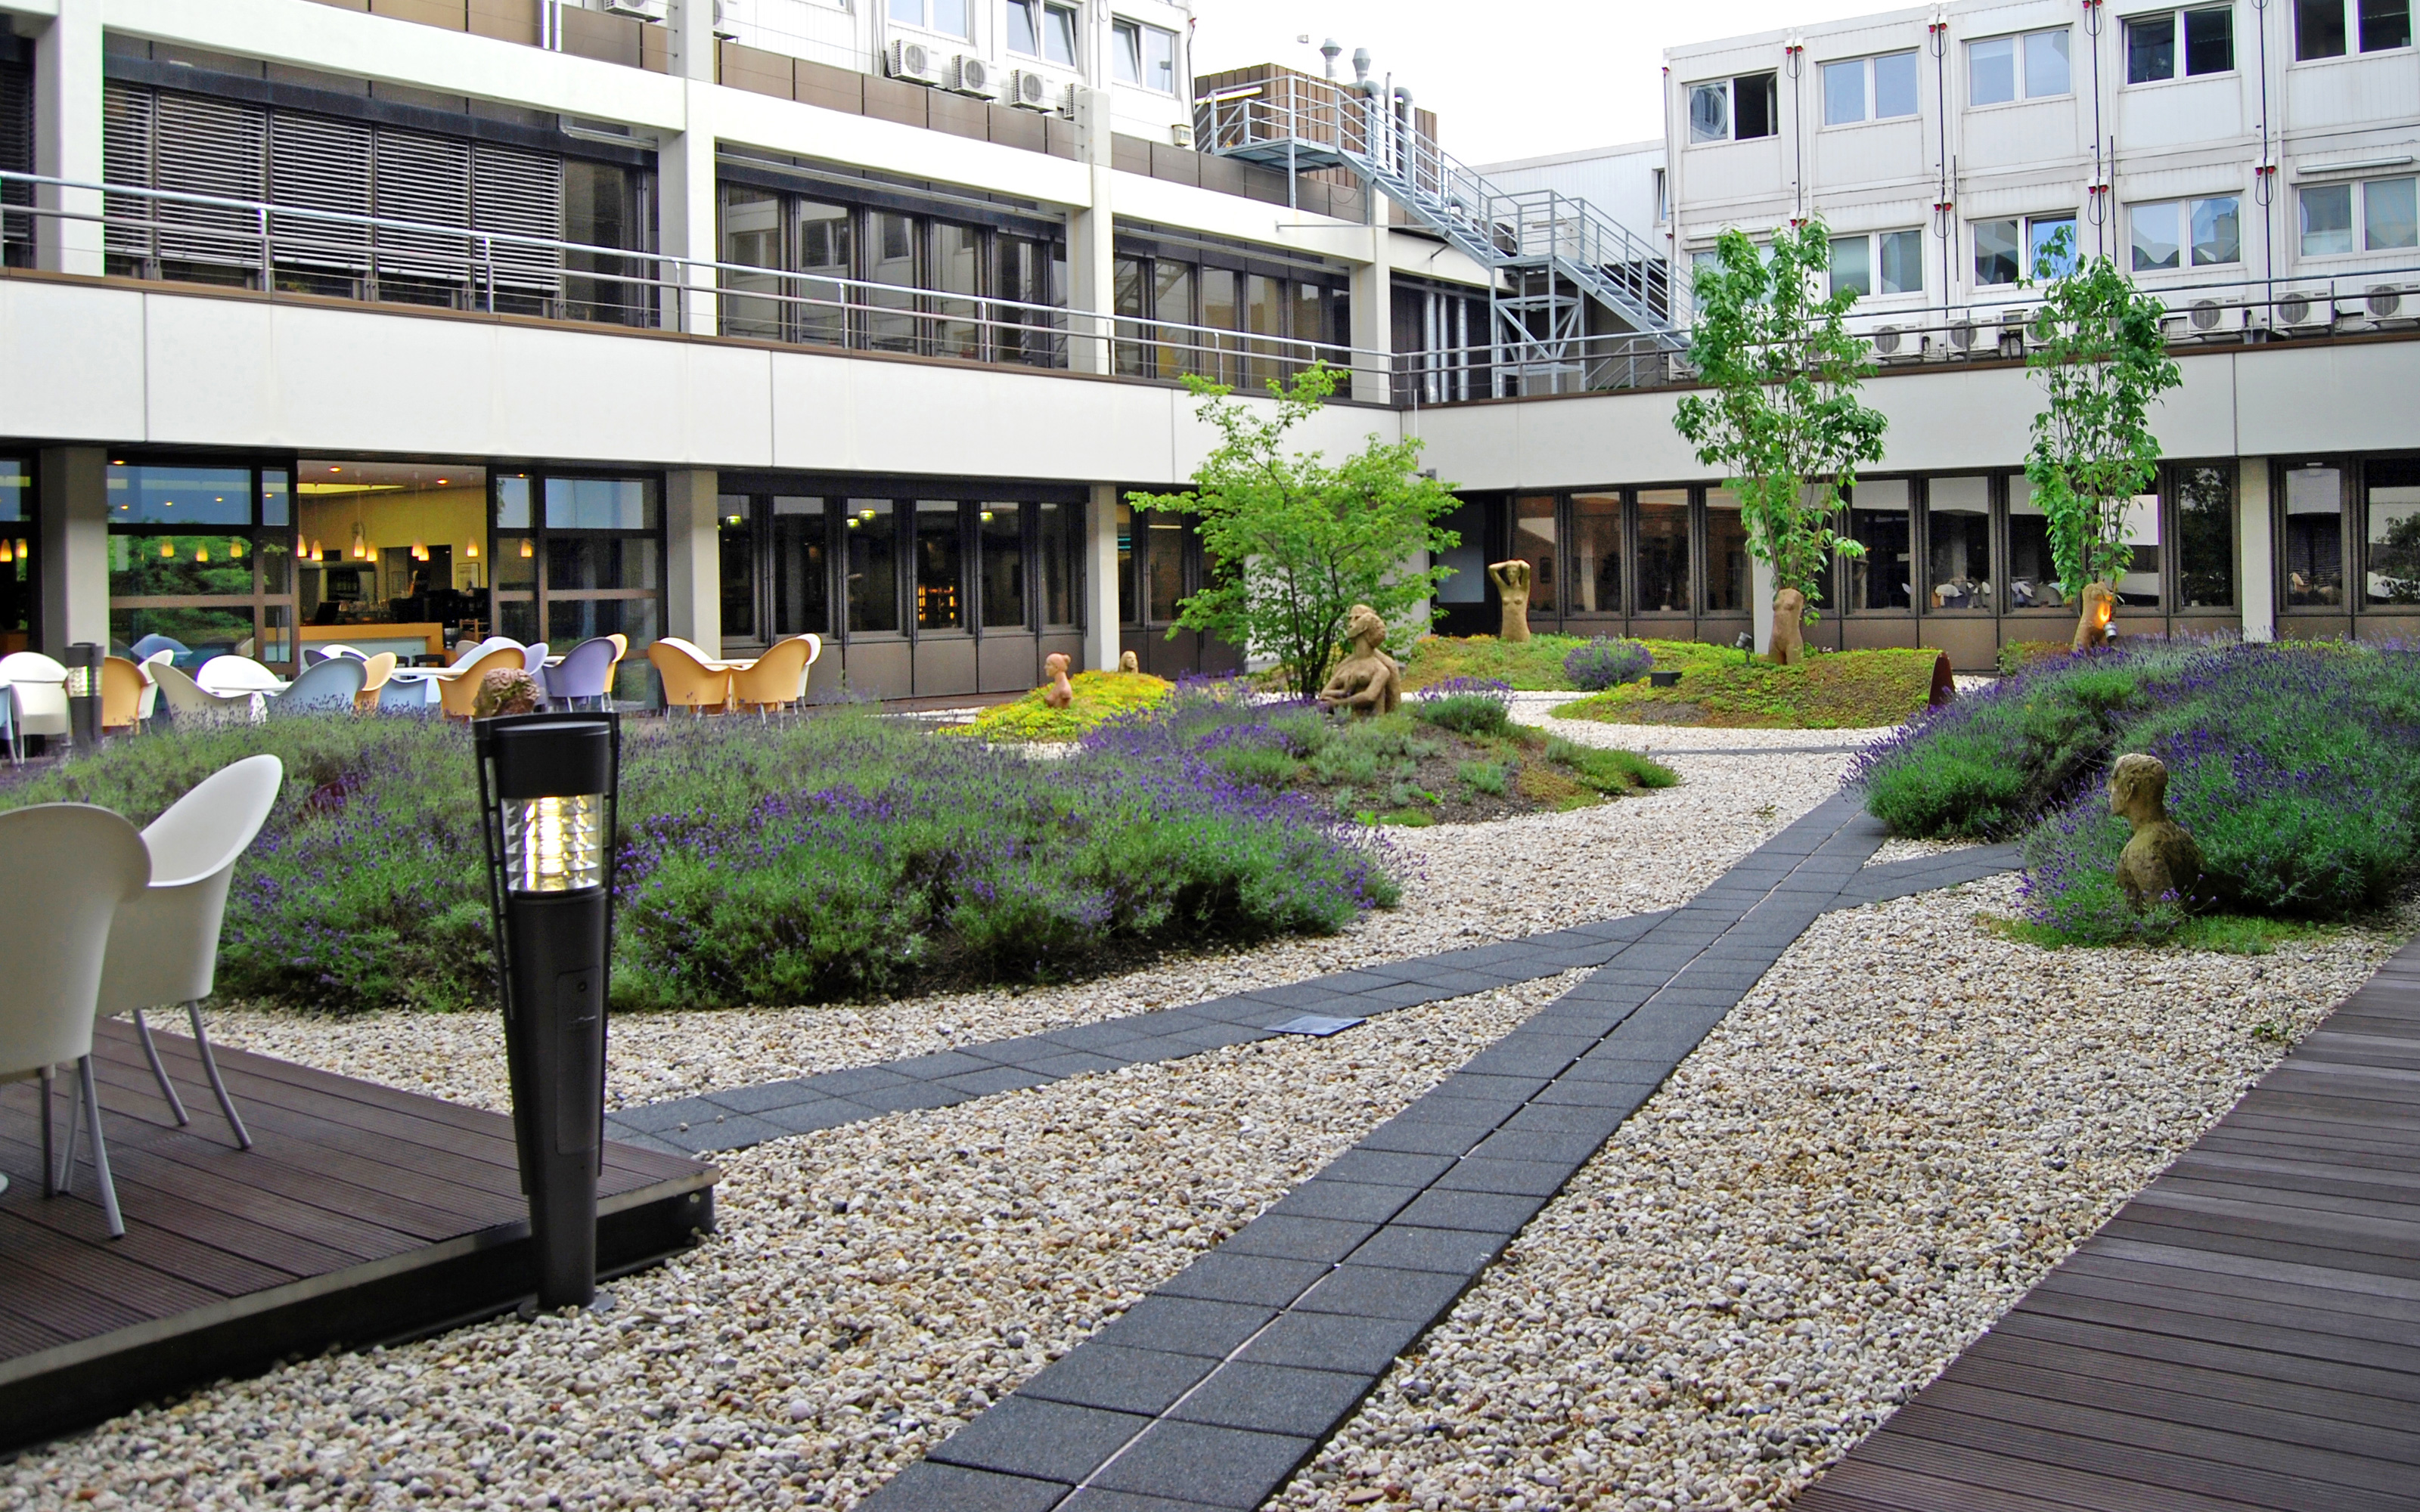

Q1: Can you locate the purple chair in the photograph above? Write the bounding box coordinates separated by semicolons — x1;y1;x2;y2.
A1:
544;636;621;711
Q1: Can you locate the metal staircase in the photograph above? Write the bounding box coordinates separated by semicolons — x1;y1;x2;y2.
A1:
1195;77;1683;395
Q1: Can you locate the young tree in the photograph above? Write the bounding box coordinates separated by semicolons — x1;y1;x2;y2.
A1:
1672;222;1889;665
1129;362;1460;698
2021;226;2183;649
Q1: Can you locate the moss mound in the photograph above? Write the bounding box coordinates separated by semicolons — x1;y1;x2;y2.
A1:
960;669;1174;742
1556;643;1944;729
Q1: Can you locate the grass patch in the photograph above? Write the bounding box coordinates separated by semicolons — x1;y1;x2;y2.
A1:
1981;911;2341;955
1401;634;1603;690
1555;643;1944;729
957;669;1173;741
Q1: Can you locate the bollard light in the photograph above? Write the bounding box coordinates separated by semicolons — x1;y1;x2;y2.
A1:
475;711;620;1310
66;643;101;750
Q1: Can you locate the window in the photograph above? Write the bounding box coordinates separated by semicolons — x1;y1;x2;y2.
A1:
2131;195;2242;269
915;500;963;631
1570;494;1621;614
0;460;30;652
1688;73;1779;143
2115;492;2163;608
2301;176;2417;253
2127;8;2234;83
1969;29;2071;104
1975;214;2075;284
1112;18;1177;93
1512;495;1557;615
1635;491;1692;612
2296;0;2413;58
2283;464;2343;607
2006;476;2065;609
1144;510;1185;621
1925;476;1992;611
2031;214;2079;276
2174;464;2235;609
1705;491;1751;614
1832;229;1925;296
1037;500;1077;627
772;497;830;637
1652;167;1668;224
845;500;901;633
2366;460;2420;606
1008;0;1078;66
889;0;970;40
979;505;1025;630
719;499;755;640
1823;51;1919;125
1845;479;1912;610
539;476;662;652
108;463;298;671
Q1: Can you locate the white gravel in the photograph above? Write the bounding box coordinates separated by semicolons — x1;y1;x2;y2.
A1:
209;742;1857;1113
1863;835;1987;866
1268;874;2409;1512
0;974;1585;1512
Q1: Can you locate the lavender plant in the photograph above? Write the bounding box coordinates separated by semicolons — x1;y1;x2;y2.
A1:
1562;638;1653;692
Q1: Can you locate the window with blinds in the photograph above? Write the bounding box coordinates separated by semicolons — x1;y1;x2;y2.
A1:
104;82;574;308
0;51;29;266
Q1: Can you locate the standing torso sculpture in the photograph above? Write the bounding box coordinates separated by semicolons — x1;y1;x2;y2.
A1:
1487;561;1533;643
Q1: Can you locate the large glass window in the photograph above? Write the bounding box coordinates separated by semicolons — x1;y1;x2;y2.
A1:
1008;0;1078;65
2302;182;2356;254
845;499;901;634
1689;74;1779;142
1925;476;1992;611
980;504;1025;629
1434;499;1485;606
2364;460;2420;606
1038;500;1077;627
2030;215;2080;276
2297;176;2418;255
2368;177;2419;250
2174;465;2236;609
718;496;755;640
773;496;830;637
1569;494;1622;614
2284;464;2344;607
1200;267;1241;387
2006;476;2064;609
1969;29;2071;104
796;201;853;346
932;222;985;361
2116;492;2164;608
915;500;964;631
537;476;662;654
108;463;299;669
1153;259;1196;379
1116;503;1135;624
2129;8;2234;82
1145;510;1187;623
1705;491;1750;614
1844;479;1913;610
1829;235;1872;298
1635;491;1692;613
1823;51;1919;125
719;186;785;342
1975;216;2077;286
0;460;30;653
2300;0;2414;54
1512;495;1557;615
1244;272;1283;389
867;211;923;355
890;0;970;39
1112;18;1178;92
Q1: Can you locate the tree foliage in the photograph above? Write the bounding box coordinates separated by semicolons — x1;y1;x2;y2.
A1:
1129;363;1460;697
1672;222;1889;615
2022;227;2183;602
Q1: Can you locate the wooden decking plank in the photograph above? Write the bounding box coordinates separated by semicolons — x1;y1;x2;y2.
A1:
2032;1266;2420;1346
1987;1308;2420;1405
1961;1329;2420;1437
102;1128;510;1244
1795;1458;2139;1512
1847;1427;2278;1512
2144;1173;2420;1230
2201;1121;2420;1164
2080;1234;2420;1305
2169;1150;2420;1204
2053;1246;2420;1324
2006;1286;2420;1375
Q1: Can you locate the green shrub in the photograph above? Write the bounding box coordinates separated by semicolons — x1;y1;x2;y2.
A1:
1410;676;1514;737
959;669;1173;742
1556;643;1943;729
1457;759;1510;796
1545;738;1680;794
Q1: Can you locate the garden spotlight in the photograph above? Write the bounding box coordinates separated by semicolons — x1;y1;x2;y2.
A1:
475;711;620;1310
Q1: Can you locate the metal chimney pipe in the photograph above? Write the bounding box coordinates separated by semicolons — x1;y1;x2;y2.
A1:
1320;37;1341;80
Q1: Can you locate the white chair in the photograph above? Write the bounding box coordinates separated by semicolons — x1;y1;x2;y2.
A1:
196;655;284;696
0;804;152;1234
98;753;284;1150
138;649;174;722
150;658;258;727
0;650;70;764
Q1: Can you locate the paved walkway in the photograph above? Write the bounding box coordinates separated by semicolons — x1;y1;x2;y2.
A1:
1792;933;2420;1512
858;793;1995;1511
605;844;2018;1161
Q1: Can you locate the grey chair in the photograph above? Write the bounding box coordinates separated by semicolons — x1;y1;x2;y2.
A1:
130;634;189;664
265;655;367;716
544;636;621;711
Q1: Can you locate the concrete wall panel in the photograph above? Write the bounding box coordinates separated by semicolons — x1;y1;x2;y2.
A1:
0;281;147;443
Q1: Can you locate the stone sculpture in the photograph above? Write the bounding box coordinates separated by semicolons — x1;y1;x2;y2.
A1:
2110;752;2206;912
1041;652;1074;709
1928;651;1956;707
2073;581;2117;652
1118;650;1140;674
1316;603;1403;717
473;667;542;719
1770;587;1807;667
1487;560;1533;643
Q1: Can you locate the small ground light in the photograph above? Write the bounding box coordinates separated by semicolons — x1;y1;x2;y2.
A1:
475;711;620;1310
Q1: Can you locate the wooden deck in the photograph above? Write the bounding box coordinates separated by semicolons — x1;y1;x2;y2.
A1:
1794;936;2420;1512
0;1015;716;1453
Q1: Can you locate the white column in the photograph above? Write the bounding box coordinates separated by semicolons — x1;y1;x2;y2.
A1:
658;5;720;337
1084;482;1122;671
34;0;104;277
663;469;722;655
1751;553;1778;656
2238;456;2275;642
37;447;108;655
665;0;716;81
1348;219;1391;403
1066;88;1116;376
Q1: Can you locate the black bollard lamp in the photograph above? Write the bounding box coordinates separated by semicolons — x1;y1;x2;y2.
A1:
66;642;101;749
474;710;619;1310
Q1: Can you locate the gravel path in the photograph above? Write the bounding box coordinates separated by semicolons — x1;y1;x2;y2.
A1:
0;975;1585;1512
1267;873;2409;1512
206;745;1855;1114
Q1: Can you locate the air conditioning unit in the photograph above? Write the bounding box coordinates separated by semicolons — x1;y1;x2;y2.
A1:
1947;318;1979;353
1170;122;1195;149
1008;69;1056;111
2366;284;2418;327
949;54;1001;99
2275;290;2334;330
2187;298;2227;333
600;0;667;19
888;39;945;85
1872;325;1925;361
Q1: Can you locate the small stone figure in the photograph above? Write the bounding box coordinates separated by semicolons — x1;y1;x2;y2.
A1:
1487;560;1533;643
2111;753;2207;912
1041;652;1075;710
2073;581;2117;652
1118;650;1140;674
1928;651;1956;707
1316;603;1403;717
1770;587;1807;667
473;666;543;718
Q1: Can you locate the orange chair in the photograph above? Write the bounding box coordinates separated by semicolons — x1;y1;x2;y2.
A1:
100;656;150;734
352;652;398;711
730;634;821;718
647;637;732;715
434;644;526;720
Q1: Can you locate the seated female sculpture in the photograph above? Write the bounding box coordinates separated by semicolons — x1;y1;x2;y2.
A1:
1316;603;1402;716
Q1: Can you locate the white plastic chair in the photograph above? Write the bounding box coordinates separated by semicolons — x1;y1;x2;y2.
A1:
138;649;174;723
196;655;284;696
98;754;284;1150
0;804;152;1235
150;658;258;727
0;650;70;764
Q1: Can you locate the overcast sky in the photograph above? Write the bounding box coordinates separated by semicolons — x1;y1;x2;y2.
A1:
1188;0;1904;165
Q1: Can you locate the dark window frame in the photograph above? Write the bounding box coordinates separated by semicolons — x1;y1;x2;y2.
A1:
105;455;301;666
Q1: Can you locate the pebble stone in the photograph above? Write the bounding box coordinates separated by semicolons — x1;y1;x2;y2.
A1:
1264;873;2409;1512
0;974;1585;1512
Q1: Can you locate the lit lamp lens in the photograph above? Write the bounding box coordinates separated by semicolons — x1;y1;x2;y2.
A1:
501;793;605;893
